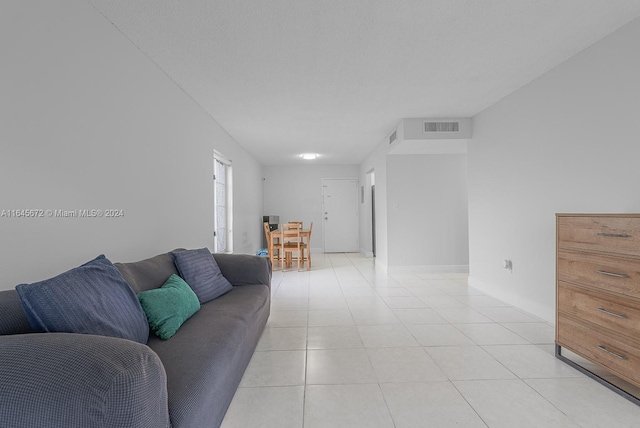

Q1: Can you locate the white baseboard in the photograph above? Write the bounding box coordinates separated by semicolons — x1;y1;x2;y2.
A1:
387;264;469;275
360;248;374;257
468;276;555;324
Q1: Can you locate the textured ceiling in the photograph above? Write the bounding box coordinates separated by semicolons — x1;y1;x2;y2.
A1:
89;0;640;165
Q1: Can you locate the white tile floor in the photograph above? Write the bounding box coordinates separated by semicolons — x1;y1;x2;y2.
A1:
221;253;640;428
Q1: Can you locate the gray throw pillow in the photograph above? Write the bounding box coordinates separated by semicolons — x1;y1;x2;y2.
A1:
170;248;233;303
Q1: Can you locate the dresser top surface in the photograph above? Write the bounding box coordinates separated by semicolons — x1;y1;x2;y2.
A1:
557;213;640;218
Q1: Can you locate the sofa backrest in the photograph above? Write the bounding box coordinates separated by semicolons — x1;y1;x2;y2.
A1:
0;250;272;336
0;251;181;336
0;290;34;335
114;250;184;294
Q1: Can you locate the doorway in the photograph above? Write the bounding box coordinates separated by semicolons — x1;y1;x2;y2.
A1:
367;170;376;258
322;178;359;252
371;185;376;257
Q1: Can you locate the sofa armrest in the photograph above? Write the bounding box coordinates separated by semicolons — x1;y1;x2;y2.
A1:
0;333;170;428
213;254;272;288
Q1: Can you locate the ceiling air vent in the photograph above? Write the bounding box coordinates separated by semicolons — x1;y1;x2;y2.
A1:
389;130;397;145
424;121;460;133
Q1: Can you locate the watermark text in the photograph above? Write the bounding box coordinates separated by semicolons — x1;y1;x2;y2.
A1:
1;209;125;218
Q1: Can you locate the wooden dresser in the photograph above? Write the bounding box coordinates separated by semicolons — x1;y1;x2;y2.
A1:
556;214;640;403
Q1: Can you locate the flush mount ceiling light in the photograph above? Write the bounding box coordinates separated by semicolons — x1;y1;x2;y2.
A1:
301;153;319;160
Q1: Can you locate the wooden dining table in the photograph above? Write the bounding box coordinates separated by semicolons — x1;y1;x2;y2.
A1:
272;228;311;240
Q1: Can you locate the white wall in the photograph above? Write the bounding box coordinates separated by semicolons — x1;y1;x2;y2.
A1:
262;164;359;253
468;17;640;322
359;133;470;271
387;154;468;270
0;1;263;290
222;152;264;256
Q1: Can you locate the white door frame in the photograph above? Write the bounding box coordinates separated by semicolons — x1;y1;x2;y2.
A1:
213;151;233;253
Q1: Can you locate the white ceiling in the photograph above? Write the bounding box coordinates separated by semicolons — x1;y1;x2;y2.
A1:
89;0;640;165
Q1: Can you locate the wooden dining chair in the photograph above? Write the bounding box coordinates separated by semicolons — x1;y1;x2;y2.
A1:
280;222;303;271
285;222;302;253
300;222;313;270
263;222;280;268
281;222;301;246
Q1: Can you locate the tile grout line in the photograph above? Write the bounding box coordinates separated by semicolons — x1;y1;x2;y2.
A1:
449;380;491;428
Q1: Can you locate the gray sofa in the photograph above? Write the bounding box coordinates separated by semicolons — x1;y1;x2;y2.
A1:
0;251;271;428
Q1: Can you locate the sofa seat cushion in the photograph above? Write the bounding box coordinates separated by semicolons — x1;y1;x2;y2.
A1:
147;284;270;428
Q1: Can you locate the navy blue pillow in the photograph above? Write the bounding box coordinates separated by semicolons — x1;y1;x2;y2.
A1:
15;255;149;344
170;248;233;303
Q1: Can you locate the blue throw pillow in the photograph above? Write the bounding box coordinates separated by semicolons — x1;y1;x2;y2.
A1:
170;248;233;303
15;255;149;344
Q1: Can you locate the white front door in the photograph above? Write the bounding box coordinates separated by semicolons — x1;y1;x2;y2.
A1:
323;178;359;252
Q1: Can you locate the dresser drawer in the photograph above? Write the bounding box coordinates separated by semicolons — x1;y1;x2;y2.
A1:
557;314;640;387
557;282;640;338
557;216;640;256
557;250;640;298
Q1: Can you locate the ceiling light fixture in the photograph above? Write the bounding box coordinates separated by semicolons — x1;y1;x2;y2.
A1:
301;153;319;160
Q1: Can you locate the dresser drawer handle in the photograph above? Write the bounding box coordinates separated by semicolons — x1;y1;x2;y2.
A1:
596;307;628;319
596;270;629;279
597;232;631;238
597;345;628;360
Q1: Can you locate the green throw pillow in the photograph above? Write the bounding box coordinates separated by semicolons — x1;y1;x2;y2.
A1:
138;274;201;340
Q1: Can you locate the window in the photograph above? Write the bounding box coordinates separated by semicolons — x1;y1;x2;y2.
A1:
214;152;233;253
